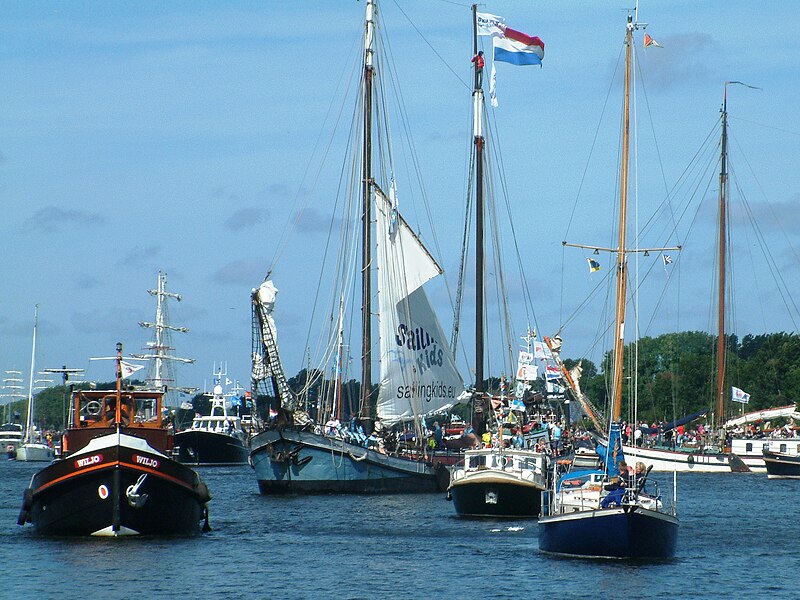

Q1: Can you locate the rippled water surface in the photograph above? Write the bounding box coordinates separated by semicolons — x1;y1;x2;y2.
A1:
2;461;797;599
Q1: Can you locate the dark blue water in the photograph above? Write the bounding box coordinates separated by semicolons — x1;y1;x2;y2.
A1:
2;461;796;599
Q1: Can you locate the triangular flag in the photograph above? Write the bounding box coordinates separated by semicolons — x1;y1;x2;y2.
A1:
644;33;663;48
120;361;145;379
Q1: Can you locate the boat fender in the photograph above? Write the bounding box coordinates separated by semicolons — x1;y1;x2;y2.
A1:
436;464;451;491
348;450;369;462
195;480;212;503
202;505;211;533
687;453;694;465
17;488;34;525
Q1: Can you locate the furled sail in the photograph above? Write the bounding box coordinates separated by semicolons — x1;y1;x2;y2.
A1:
374;188;465;425
723;405;800;429
252;280;298;410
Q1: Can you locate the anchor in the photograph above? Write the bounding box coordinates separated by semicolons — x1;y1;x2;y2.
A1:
126;474;149;508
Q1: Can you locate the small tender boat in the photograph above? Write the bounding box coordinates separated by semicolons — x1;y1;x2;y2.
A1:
18;343;211;536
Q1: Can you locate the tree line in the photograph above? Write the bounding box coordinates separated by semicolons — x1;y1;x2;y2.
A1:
8;331;799;430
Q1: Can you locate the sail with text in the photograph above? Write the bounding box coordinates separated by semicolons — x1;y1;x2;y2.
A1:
375;188;465;424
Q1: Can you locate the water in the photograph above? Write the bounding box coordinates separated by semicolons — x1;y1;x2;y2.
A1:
2;461;797;599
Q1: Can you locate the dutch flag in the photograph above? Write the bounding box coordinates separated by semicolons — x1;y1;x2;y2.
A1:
493;27;545;66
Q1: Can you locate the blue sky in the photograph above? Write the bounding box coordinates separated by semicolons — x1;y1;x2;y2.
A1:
2;1;799;399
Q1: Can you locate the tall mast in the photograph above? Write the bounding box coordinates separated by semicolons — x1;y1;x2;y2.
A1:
359;0;376;427
716;86;729;426
472;4;485;396
24;305;38;443
135;271;194;397
610;17;634;422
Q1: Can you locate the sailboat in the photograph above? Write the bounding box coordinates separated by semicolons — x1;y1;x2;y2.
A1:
247;0;465;494
447;8;549;518
538;13;678;559
620;85;796;474
16;305;55;463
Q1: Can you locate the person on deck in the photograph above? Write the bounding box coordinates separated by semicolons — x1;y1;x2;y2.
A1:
634;461;648;494
600;461;631;508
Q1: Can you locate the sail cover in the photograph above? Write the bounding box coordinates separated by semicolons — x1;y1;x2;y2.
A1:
253;279;298;410
374;189;464;425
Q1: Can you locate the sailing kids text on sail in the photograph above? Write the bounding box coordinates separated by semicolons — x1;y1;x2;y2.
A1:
391;322;457;403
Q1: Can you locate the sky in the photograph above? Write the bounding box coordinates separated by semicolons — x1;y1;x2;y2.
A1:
2;1;799;401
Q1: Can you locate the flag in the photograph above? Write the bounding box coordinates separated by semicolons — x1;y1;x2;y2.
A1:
644;33;663;48
120;361;144;379
489;62;498;107
509;398;526;412
225;377;232;386
545;365;561;381
533;341;553;360
662;254;673;266
516;364;538;381
587;258;601;273
518;350;534;365
731;386;750;404
477;12;506;37
493;27;545;66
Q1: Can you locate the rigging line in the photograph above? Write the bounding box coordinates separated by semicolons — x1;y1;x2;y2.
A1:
563;43;625;240
558;46;623;330
485;104;539;333
636;128;718;247
303;90;362;380
452;129;474;356
728;127;800;310
728;115;800;138
378;12;464;344
733;172;800;330
389;0;471;91
269;33;363;274
634;51;676;231
485;160;515;375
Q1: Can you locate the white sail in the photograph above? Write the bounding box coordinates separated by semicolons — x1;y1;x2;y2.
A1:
723;405;800;428
374;188;464;424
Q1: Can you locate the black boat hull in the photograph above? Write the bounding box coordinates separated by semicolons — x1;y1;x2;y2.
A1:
449;478;543;518
174;430;248;465
538;505;678;559
763;450;800;479
19;435;210;536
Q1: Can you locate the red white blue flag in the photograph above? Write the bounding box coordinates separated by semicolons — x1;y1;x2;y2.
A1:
493;27;545;66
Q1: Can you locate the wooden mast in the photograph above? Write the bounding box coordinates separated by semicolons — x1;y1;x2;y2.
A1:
611;16;634;423
472;4;485;399
716;86;729;427
360;0;375;428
